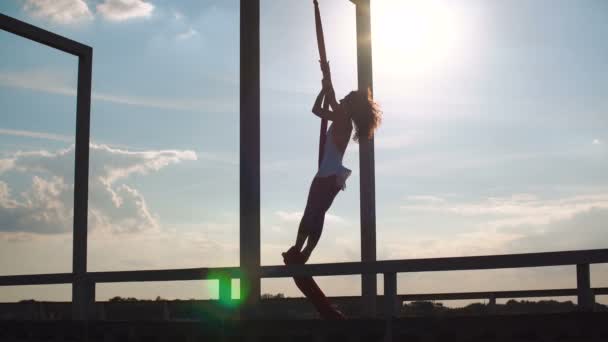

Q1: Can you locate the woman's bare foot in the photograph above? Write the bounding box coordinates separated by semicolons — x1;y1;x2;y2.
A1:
282;246;305;265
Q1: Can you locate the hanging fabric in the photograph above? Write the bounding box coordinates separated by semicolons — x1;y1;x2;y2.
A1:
314;0;330;168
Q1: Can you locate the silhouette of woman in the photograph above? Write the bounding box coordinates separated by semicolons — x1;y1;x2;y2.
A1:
282;60;382;266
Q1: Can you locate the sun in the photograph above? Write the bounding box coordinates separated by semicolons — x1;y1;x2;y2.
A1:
372;0;465;76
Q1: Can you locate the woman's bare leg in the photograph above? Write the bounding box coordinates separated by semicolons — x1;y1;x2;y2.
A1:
292;177;320;251
294;216;311;251
300;214;325;262
287;176;340;262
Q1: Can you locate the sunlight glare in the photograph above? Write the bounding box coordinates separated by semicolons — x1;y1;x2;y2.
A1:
372;0;465;76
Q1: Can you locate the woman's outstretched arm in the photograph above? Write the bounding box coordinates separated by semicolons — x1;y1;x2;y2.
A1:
312;85;341;121
322;78;340;111
312;88;325;116
319;61;342;113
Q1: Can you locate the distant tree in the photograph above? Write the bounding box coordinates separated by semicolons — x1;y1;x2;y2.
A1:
402;301;448;316
398;299;608;317
109;296;139;302
261;293;286;299
498;299;577;315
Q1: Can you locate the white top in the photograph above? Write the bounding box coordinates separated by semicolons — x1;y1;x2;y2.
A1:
315;124;352;190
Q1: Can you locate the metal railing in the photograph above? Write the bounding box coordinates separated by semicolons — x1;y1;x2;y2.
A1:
2;248;607;320
2;286;608;322
2;10;607;330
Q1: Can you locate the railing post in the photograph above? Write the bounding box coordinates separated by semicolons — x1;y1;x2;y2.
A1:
73;277;95;320
383;272;397;342
27;301;36;320
39;302;47;320
488;294;496;314
98;303;106;320
219;277;232;305
162;301;170;321
384;273;397;318
576;263;594;311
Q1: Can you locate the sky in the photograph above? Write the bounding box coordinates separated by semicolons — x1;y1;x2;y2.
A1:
0;0;607;306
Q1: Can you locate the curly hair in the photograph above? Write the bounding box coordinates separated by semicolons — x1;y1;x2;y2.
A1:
348;88;382;143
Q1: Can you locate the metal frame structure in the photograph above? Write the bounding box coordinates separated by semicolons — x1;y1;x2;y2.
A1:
238;0;379;317
1;2;607;326
239;0;261;315
1;247;606;317
0;13;93;320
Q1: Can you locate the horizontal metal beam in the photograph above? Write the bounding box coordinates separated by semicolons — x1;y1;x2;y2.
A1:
1;249;607;286
0;273;73;286
88;267;243;283
261;248;608;278
0;286;604;304
400;287;608;302
0;13;91;56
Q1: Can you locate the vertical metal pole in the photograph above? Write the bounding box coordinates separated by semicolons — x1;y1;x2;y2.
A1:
219;277;232;304
383;273;397;318
240;0;261;318
72;48;93;321
383;273;396;342
162;301;170;321
355;0;377;317
488;294;497;314
576;263;593;311
98;303;106;320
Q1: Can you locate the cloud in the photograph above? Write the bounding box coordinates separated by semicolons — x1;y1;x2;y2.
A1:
593;139;601;145
378;208;608;259
382;193;608;262
23;0;93;24
97;0;154;21
405;195;446;204
379;229;523;260
0;224;239;291
0;69;235;113
0;144;197;236
0;69;74;97
506;207;608;253
0;159;14;174
375;131;426;150
387;192;608;260
176;28;198;41
172;10;184;21
400;193;608;230
0;128;72;143
91;144;197;185
275;210;346;224
22;0;155;24
0;176;73;235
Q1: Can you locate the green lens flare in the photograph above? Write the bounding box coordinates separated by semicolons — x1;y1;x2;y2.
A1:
206;270;248;310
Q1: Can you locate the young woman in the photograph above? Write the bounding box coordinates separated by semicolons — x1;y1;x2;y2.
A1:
283;61;382;265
